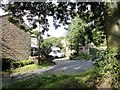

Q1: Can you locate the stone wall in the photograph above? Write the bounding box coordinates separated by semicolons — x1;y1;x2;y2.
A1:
1;14;31;60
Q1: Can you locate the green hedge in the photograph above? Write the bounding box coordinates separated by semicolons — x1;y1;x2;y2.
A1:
2;58;15;70
12;60;34;69
2;58;34;70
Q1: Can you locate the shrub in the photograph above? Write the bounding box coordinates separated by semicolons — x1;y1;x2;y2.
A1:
78;53;92;60
12;60;34;69
93;50;120;87
2;58;15;70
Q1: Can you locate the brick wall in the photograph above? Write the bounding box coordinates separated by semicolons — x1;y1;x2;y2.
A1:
1;15;31;60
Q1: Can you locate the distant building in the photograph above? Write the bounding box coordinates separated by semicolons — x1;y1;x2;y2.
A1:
31;34;38;56
1;14;31;60
61;39;94;57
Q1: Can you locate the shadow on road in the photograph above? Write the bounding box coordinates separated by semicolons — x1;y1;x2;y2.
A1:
2;58;93;84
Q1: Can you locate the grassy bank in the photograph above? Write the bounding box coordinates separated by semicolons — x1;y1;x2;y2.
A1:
2;68;99;89
2;61;55;75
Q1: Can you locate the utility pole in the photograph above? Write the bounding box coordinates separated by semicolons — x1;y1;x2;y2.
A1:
38;15;41;65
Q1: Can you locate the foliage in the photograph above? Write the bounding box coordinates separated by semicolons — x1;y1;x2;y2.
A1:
69;52;93;60
2;59;34;75
31;31;41;38
54;36;64;49
2;61;55;76
67;12;105;51
12;61;55;75
2;68;98;89
2;58;15;70
93;50;120;87
40;39;52;55
36;37;64;61
89;48;98;55
43;36;64;49
78;53;93;60
12;60;34;69
67;15;87;50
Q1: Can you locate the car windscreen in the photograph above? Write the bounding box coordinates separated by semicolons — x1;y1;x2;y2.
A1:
56;50;61;53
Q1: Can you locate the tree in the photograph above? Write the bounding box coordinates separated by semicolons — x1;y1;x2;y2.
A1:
67;3;105;54
40;39;52;56
43;36;64;49
67;15;87;54
105;2;120;52
53;36;64;49
101;2;120;87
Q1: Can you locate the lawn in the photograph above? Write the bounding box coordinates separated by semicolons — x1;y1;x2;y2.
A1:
12;62;53;75
2;68;99;89
2;61;55;75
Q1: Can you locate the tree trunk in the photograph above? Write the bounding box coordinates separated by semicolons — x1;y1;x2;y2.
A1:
76;45;79;55
105;2;120;52
99;2;120;88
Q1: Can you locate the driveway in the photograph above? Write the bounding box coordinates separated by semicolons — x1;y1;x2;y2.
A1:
2;58;94;84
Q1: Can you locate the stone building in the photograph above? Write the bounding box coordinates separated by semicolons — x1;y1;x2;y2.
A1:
1;14;31;60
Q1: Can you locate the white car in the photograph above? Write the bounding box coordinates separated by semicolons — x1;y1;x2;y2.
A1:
49;50;65;58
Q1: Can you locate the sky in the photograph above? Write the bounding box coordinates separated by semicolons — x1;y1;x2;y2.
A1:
44;17;68;38
0;8;8;16
23;16;68;39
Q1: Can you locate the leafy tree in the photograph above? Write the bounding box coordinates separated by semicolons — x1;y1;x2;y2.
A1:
53;36;64;49
39;36;64;58
67;4;105;54
40;39;52;56
43;36;64;49
67;15;87;54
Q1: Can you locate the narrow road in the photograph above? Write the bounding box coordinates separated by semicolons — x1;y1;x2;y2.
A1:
13;58;93;78
32;58;93;75
2;58;94;84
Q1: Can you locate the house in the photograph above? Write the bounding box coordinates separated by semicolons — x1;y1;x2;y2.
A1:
61;39;94;57
1;14;31;60
31;34;38;56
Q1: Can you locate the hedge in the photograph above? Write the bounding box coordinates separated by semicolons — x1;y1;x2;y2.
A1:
2;58;34;70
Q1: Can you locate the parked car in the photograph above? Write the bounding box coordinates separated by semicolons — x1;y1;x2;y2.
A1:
49;47;65;58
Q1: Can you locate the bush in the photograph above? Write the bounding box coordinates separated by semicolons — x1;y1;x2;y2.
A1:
2;58;34;70
93;50;120;87
12;60;34;69
2;58;15;70
78;53;92;60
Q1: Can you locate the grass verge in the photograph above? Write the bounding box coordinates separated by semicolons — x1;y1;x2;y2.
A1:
2;61;55;75
2;68;99;89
